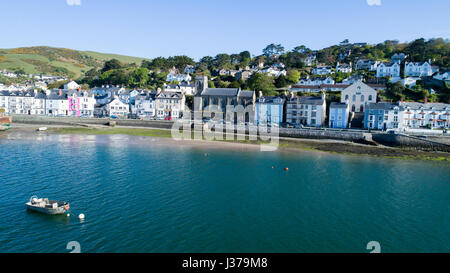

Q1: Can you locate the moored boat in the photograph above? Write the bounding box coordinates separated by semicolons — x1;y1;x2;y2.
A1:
26;195;70;215
0;114;11;131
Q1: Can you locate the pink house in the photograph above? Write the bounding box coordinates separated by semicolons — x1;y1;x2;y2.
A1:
68;97;81;117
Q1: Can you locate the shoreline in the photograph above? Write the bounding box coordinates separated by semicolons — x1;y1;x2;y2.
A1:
3;124;450;162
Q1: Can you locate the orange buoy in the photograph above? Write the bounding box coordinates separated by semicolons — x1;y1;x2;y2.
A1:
284;168;289;171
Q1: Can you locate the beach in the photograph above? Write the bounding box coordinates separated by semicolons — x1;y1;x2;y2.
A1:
3;123;450;162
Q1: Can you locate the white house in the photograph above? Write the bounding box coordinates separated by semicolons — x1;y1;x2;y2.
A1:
400;101;450;129
64;80;80;90
391;53;407;63
355;59;380;71
286;93;327;127
404;60;433;77
341;74;363;85
376;62;401;79
303;55;316;66
433;70;449;81
155;91;185;120
297;76;335;86
45;90;69;116
133;93;156;119
184;65;195;74
260;67;287;77
433;70;450;84
341;81;377;112
335;63;352;73
313;66;333;75
400;77;421;87
106;97;129;118
164;82;196;96
166;73;192;83
31;92;46;115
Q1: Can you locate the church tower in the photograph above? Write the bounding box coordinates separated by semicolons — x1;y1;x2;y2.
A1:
195;75;208;96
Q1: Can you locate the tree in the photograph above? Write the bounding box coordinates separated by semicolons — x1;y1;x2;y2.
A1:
168;55;195;71
247;73;276;95
214;54;232;69
274;75;288;88
293;45;310;53
286;69;300;84
102;59;122;72
262;44;285;58
128;67;149;88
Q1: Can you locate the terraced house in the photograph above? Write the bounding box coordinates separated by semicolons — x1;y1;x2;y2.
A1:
399;101;450;129
106;97;130;118
254;95;285;126
364;103;404;130
404;60;438;77
286;93;326;127
155;91;185;120
376;62;400;79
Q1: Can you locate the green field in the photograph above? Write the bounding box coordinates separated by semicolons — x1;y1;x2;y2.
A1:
0;46;149;78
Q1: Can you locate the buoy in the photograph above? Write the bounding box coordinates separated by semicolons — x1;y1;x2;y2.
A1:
271;166;274;169
66;213;70;217
78;213;85;220
284;168;289;171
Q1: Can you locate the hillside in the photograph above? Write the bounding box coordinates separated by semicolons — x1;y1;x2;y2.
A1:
0;46;149;78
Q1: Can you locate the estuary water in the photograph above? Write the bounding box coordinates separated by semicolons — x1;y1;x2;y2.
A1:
0;133;449;253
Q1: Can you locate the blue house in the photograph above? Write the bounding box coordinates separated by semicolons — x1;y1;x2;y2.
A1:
364;103;404;130
255;96;285;125
329;102;350;128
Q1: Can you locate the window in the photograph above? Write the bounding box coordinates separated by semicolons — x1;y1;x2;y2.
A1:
352;95;356;102
361;95;364;101
369;95;373;101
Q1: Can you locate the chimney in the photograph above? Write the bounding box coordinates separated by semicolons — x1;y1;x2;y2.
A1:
259;91;263;98
321;92;326;101
78;87;81;92
400;97;403;103
424;96;428;104
59;89;62;96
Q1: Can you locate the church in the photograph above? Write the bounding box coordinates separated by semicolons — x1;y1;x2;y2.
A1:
193;76;256;123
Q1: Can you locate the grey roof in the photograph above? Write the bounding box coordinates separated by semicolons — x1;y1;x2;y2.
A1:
289;96;324;105
257;96;285;104
201;88;239;97
399;102;450;111
156;91;183;99
239;90;254;98
366;103;404;111
330;102;348;109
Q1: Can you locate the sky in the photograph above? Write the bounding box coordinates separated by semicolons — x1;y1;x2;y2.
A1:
1;0;449;60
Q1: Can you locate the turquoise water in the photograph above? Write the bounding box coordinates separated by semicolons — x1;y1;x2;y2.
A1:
0;133;449;253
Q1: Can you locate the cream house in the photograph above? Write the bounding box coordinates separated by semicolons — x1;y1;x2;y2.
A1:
341;81;377;112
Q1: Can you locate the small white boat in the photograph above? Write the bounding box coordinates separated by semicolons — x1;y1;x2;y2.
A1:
37;127;48;132
26;196;70;215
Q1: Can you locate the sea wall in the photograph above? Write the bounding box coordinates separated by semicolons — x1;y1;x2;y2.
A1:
278;128;371;143
11;115;174;129
372;133;450;152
